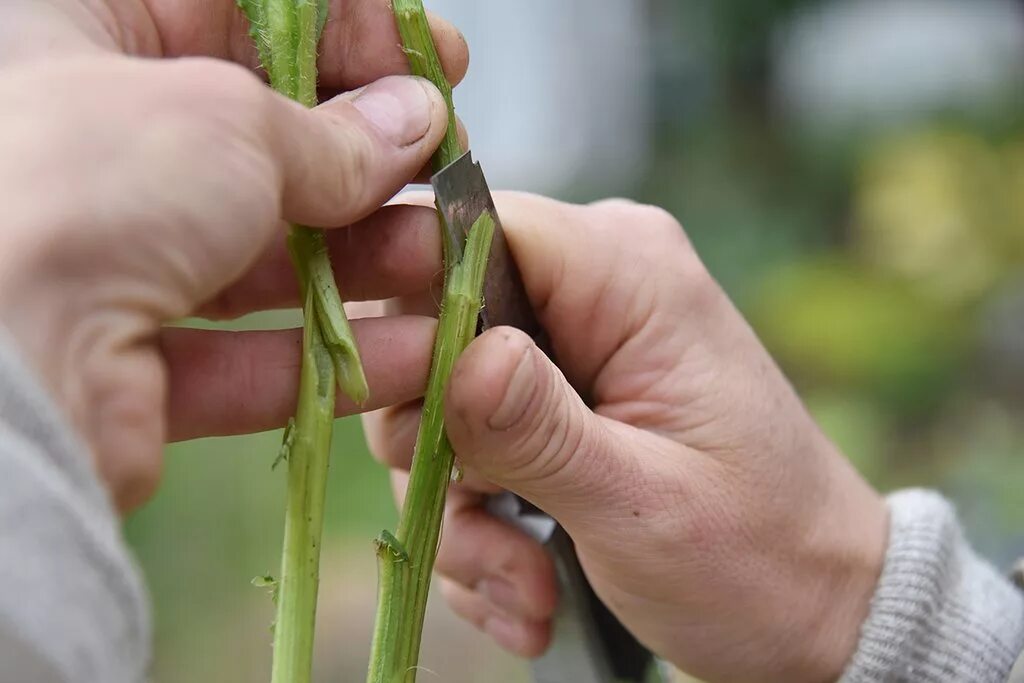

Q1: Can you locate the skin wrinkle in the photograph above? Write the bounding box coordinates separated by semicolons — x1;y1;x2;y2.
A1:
164;317;436;441
492;346;575;488
525;377;581;485
333;1;382;85
325;5;467;87
567;214;681;395
484;340;538;432
571;268;637;395
78;0;136;51
597;333;722;440
314;100;375;215
594;325;696;431
556;419;649;529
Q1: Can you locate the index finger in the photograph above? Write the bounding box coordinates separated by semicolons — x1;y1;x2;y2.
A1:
144;0;470;90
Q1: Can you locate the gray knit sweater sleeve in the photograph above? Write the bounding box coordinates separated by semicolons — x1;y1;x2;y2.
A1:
841;489;1024;683
0;329;150;683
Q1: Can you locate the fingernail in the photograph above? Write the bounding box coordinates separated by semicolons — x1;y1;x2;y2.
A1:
479;578;521;615
484;615;528;654
488;344;538;431
352;76;436;147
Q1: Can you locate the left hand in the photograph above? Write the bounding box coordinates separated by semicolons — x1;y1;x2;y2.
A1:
0;0;469;511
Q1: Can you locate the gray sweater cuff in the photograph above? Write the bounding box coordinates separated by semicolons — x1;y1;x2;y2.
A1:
0;327;150;682
841;489;1024;683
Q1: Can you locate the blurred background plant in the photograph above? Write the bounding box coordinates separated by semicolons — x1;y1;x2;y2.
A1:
125;0;1024;680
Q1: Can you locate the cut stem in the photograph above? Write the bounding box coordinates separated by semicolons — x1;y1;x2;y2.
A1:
366;8;493;674
369;213;496;683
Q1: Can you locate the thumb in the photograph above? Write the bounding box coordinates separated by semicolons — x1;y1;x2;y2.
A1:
445;327;632;525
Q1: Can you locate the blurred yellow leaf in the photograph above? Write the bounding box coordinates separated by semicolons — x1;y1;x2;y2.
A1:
854;128;1020;306
752;258;966;415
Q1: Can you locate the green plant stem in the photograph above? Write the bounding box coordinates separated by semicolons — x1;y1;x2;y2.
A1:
272;288;336;683
392;0;461;173
237;1;366;682
367;4;485;678
365;13;496;678
369;213;495;683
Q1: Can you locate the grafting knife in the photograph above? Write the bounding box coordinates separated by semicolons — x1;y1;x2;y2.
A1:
431;151;665;683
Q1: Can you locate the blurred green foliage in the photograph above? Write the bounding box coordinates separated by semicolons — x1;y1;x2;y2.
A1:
754;259;966;414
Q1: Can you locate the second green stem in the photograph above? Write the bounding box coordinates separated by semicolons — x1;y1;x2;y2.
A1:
369;213;496;683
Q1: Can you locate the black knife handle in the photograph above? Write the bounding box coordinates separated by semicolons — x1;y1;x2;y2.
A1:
486;491;659;683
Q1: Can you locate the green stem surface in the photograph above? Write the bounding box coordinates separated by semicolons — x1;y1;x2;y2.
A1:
272;289;336;683
237;1;366;681
370;213;495;683
367;6;496;679
392;0;461;172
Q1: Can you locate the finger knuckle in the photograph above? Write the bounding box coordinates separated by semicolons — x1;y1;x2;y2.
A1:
167;57;264;112
323;102;377;208
433;543;469;583
156;58;278;183
588;200;694;262
364;407;419;468
115;458;163;512
630;203;687;243
439;578;463;603
588;197;638;211
441;582;487;629
508;379;587;484
615;204;721;315
680;258;720;314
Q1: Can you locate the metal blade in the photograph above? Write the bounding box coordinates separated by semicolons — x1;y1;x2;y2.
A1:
431;151;547;348
431;152;662;683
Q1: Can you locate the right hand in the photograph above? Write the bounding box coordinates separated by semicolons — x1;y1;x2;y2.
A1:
363;193;889;683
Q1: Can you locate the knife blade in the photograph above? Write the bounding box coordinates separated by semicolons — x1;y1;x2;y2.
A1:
431;151;664;683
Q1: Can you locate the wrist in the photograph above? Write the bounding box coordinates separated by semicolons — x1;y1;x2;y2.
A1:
786;449;889;682
841;490;1024;683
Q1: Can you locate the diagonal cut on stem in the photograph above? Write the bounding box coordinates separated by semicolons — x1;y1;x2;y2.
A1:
367;2;497;681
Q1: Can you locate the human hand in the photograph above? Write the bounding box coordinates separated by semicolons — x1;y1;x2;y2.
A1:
0;1;469;511
363;193;889;682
